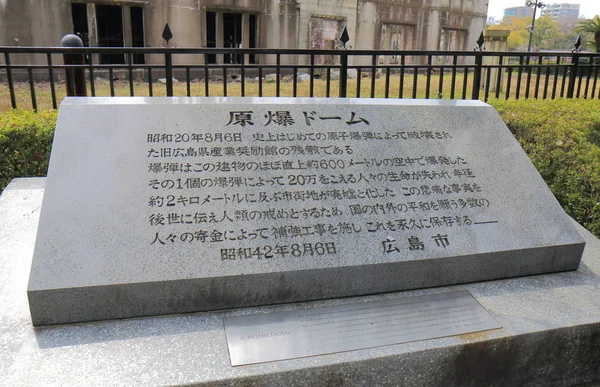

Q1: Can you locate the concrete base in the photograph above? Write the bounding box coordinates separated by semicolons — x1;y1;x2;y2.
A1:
2;178;600;386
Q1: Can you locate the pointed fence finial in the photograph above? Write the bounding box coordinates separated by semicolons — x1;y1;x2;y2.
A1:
474;32;485;51
336;26;352;50
162;23;173;44
572;34;581;53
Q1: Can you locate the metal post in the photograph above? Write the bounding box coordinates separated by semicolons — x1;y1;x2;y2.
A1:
61;34;87;97
165;53;173;97
339;51;348;98
472;52;483;100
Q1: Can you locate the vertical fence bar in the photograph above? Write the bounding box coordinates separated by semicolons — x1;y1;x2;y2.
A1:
186;68;191;96
412;67;418;99
534;55;542;99
471;52;483;100
109;68;115;96
552;56;560;99
204;54;209;97
576;67;583;98
222;67;227;96
293;67;298;97
258;66;263;97
560;60;568;97
450;55;457;99
370;55;376;98
584;57;592;98
543;63;550;100
309;54;314;97
326;67;331;97
438;65;444;99
505;65;512;100
591;64;599;99
128;53;134;96
461;67;468;99
356;67;362;98
566;53;579;98
47;53;58;109
88;54;96;97
495;55;503;99
399;55;405;98
484;67;491;102
339;51;348;98
385;66;390;99
515;56;524;99
276;54;281;97
425;54;432;99
4;52;16;109
148;68;154;96
240;55;245;97
27;68;37;111
164;53;173;96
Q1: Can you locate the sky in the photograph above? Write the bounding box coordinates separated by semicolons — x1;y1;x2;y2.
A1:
487;0;600;20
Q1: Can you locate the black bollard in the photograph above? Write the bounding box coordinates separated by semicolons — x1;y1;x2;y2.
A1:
61;34;87;97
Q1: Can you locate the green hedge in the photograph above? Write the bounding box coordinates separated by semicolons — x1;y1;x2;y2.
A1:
1;100;600;237
0;109;56;193
490;99;600;237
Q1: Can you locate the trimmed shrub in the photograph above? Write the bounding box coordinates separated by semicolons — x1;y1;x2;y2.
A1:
0;109;56;193
490;99;600;237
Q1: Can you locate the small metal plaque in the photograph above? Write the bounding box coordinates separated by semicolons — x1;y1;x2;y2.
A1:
223;290;501;366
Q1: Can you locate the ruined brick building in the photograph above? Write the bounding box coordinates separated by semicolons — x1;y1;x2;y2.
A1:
0;0;487;65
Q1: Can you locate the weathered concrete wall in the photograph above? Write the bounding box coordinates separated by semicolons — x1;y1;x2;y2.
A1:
297;0;357;65
0;0;71;65
354;0;487;65
262;0;299;65
1;0;487;68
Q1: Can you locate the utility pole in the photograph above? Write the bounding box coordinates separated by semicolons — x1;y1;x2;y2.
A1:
526;0;547;52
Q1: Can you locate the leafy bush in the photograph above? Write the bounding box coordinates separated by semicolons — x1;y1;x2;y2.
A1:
490;99;600;237
0;109;56;193
1;99;599;238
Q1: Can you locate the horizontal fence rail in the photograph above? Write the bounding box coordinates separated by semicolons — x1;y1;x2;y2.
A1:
1;46;599;111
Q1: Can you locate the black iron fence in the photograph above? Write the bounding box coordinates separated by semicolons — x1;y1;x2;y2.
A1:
1;45;599;111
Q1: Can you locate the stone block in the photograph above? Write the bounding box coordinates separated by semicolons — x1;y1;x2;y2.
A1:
27;97;585;325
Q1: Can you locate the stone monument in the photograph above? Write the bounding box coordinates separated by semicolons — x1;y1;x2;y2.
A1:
27;97;585;326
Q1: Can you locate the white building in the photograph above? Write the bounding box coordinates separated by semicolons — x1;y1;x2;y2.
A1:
540;3;580;21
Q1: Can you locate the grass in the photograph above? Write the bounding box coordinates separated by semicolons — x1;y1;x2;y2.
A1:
1;70;598;112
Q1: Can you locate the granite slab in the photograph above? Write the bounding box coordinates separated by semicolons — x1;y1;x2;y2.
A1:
28;97;585;325
3;178;600;386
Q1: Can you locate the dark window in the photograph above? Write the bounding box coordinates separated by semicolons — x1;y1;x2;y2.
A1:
97;5;124;64
206;11;216;64
223;13;242;64
130;6;145;64
71;3;89;47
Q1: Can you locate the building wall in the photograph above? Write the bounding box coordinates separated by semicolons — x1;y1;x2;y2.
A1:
0;0;71;65
1;0;488;67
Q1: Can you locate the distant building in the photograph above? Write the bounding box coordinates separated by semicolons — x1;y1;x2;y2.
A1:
540;3;580;21
503;6;534;19
1;0;488;67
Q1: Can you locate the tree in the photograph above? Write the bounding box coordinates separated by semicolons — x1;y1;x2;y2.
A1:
574;16;600;52
488;17;529;51
531;17;560;50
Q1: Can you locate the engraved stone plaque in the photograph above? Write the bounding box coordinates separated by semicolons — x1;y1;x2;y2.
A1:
27;97;585;325
224;291;502;365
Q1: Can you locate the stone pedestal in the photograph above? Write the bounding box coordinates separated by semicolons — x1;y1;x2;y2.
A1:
1;178;599;386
